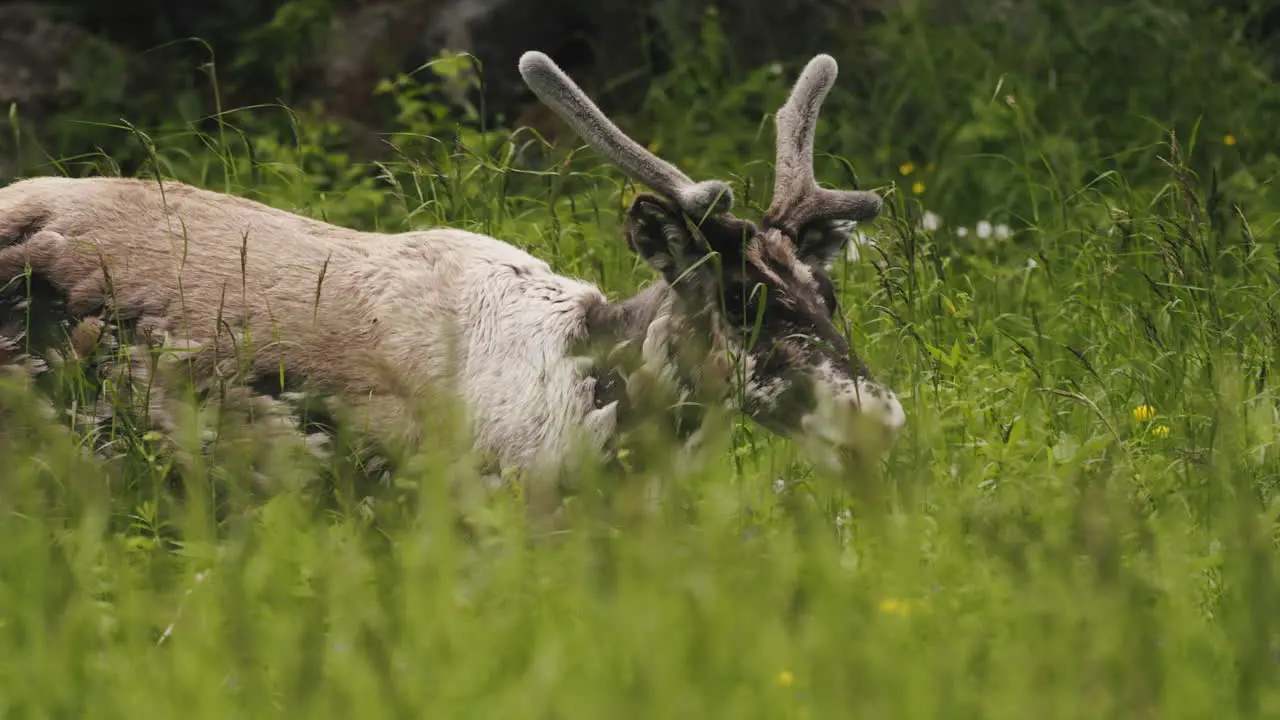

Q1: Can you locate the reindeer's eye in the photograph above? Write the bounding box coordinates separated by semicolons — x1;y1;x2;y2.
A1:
722;282;769;326
722;287;744;314
814;273;839;316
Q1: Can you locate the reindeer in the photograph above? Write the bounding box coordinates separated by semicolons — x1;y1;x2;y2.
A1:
0;51;904;492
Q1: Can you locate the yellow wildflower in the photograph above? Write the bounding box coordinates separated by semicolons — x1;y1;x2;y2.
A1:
647;139;663;153
911;181;925;195
1223;134;1237;146
1132;404;1156;422
777;670;794;687
899;161;915;176
1151;424;1170;438
879;598;911;616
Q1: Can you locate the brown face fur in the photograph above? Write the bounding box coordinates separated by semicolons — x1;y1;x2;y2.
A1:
622;193;875;438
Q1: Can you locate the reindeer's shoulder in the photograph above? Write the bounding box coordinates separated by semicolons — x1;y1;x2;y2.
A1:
393;226;551;266
389;226;593;294
389;225;605;325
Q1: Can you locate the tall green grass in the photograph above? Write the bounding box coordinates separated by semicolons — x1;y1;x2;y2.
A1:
2;1;1280;716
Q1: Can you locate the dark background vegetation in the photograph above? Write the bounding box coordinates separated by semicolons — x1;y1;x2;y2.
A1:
4;0;1280;199
1;0;890;171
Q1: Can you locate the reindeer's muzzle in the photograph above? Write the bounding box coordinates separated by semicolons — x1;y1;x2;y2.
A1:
797;376;904;474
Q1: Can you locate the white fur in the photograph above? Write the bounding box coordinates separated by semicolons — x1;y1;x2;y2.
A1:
342;227;616;471
797;360;905;470
0;176;623;475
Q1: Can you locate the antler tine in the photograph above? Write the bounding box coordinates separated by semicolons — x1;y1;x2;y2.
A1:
518;51;734;219
766;54;882;235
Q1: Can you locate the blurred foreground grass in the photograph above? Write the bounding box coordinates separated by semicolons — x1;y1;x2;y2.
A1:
2;2;1280;717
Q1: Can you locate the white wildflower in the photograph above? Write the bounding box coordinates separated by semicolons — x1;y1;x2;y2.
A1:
976;220;993;239
845;231;876;262
768;62;783;76
919;210;943;232
1026;257;1038;270
956;226;969;238
994;223;1011;239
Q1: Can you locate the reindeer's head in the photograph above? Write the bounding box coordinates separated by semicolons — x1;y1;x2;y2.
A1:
519;51;904;469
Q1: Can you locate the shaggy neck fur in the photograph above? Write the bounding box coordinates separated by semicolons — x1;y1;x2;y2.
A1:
579;281;723;458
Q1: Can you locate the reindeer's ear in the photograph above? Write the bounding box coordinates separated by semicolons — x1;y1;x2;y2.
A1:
623;194;708;286
795;217;859;265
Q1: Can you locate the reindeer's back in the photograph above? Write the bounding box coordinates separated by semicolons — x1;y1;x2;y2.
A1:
0;175;373;286
0;177;402;389
0;176;611;462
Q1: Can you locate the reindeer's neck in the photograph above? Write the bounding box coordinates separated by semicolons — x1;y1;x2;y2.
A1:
580;281;716;449
585;282;674;356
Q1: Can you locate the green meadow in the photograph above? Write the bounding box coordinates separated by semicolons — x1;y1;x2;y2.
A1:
2;1;1279;717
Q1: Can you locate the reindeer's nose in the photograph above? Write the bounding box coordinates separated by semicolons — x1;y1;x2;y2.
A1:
842;405;901;461
798;378;904;471
852;378;905;443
